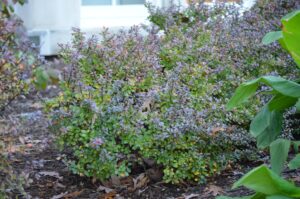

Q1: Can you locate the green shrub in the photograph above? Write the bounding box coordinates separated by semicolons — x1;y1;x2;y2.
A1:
48;1;298;184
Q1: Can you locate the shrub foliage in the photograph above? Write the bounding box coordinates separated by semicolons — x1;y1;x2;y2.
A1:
48;0;299;183
0;1;41;197
219;9;300;199
0;0;42;112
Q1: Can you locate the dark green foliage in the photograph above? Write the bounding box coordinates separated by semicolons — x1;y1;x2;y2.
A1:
219;165;300;199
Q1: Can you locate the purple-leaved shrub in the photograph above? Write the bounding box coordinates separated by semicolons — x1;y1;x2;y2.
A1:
0;0;43;112
0;1;42;197
47;0;299;183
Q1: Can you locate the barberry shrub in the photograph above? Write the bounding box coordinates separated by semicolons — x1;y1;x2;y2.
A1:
0;1;42;198
48;0;299;183
0;0;42;112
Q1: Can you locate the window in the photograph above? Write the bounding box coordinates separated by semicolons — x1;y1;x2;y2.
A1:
80;0;150;29
82;0;112;5
82;0;146;6
118;0;145;5
186;0;241;3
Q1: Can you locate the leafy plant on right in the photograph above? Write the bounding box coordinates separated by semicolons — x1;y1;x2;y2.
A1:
219;10;300;199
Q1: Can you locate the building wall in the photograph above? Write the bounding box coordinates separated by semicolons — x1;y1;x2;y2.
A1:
15;0;81;30
15;0;255;55
15;0;81;55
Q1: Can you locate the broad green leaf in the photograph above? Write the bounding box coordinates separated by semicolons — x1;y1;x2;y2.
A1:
250;106;283;148
293;141;300;153
270;139;290;174
233;165;300;197
296;99;300;113
282;10;300;21
227;76;300;110
262;31;283;45
226;79;259;110
288;154;300;170
268;94;298;111
266;196;293;199
253;76;300;98
281;10;300;68
278;37;288;51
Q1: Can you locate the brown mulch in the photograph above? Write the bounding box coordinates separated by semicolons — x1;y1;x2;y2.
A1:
6;86;299;198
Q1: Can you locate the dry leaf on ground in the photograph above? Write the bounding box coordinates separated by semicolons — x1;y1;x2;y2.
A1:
132;173;150;191
36;171;63;180
176;193;200;199
98;185;115;193
204;185;224;196
99;191;117;199
63;190;83;199
50;192;68;199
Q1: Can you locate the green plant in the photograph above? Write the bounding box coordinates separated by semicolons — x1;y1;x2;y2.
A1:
0;0;54;112
0;0;25;17
48;25;255;184
219;9;300;199
218;165;300;199
227;9;300;175
48;1;298;184
0;1;42;197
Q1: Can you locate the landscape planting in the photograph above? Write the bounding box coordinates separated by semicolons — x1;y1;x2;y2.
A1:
1;0;300;198
220;9;300;199
47;0;298;184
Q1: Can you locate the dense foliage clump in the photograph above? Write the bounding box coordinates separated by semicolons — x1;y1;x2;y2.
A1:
48;0;299;183
0;1;43;198
0;0;42;112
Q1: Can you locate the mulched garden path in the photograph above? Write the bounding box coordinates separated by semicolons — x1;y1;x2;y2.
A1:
1;81;298;199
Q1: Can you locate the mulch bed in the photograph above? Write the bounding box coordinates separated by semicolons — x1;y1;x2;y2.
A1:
1;86;297;199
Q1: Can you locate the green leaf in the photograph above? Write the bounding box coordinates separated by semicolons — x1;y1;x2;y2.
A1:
254;76;300;98
227;76;300;110
295;99;300;113
233;165;300;197
281;10;300;68
226;79;261;110
266;196;293;199
268;94;298;111
34;68;49;90
262;31;283;45
250;106;283;149
288;154;300;170
292;141;300;153
270;139;290;175
282;10;300;21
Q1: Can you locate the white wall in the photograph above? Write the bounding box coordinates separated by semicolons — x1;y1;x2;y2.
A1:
15;0;80;29
15;0;81;55
15;0;256;55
